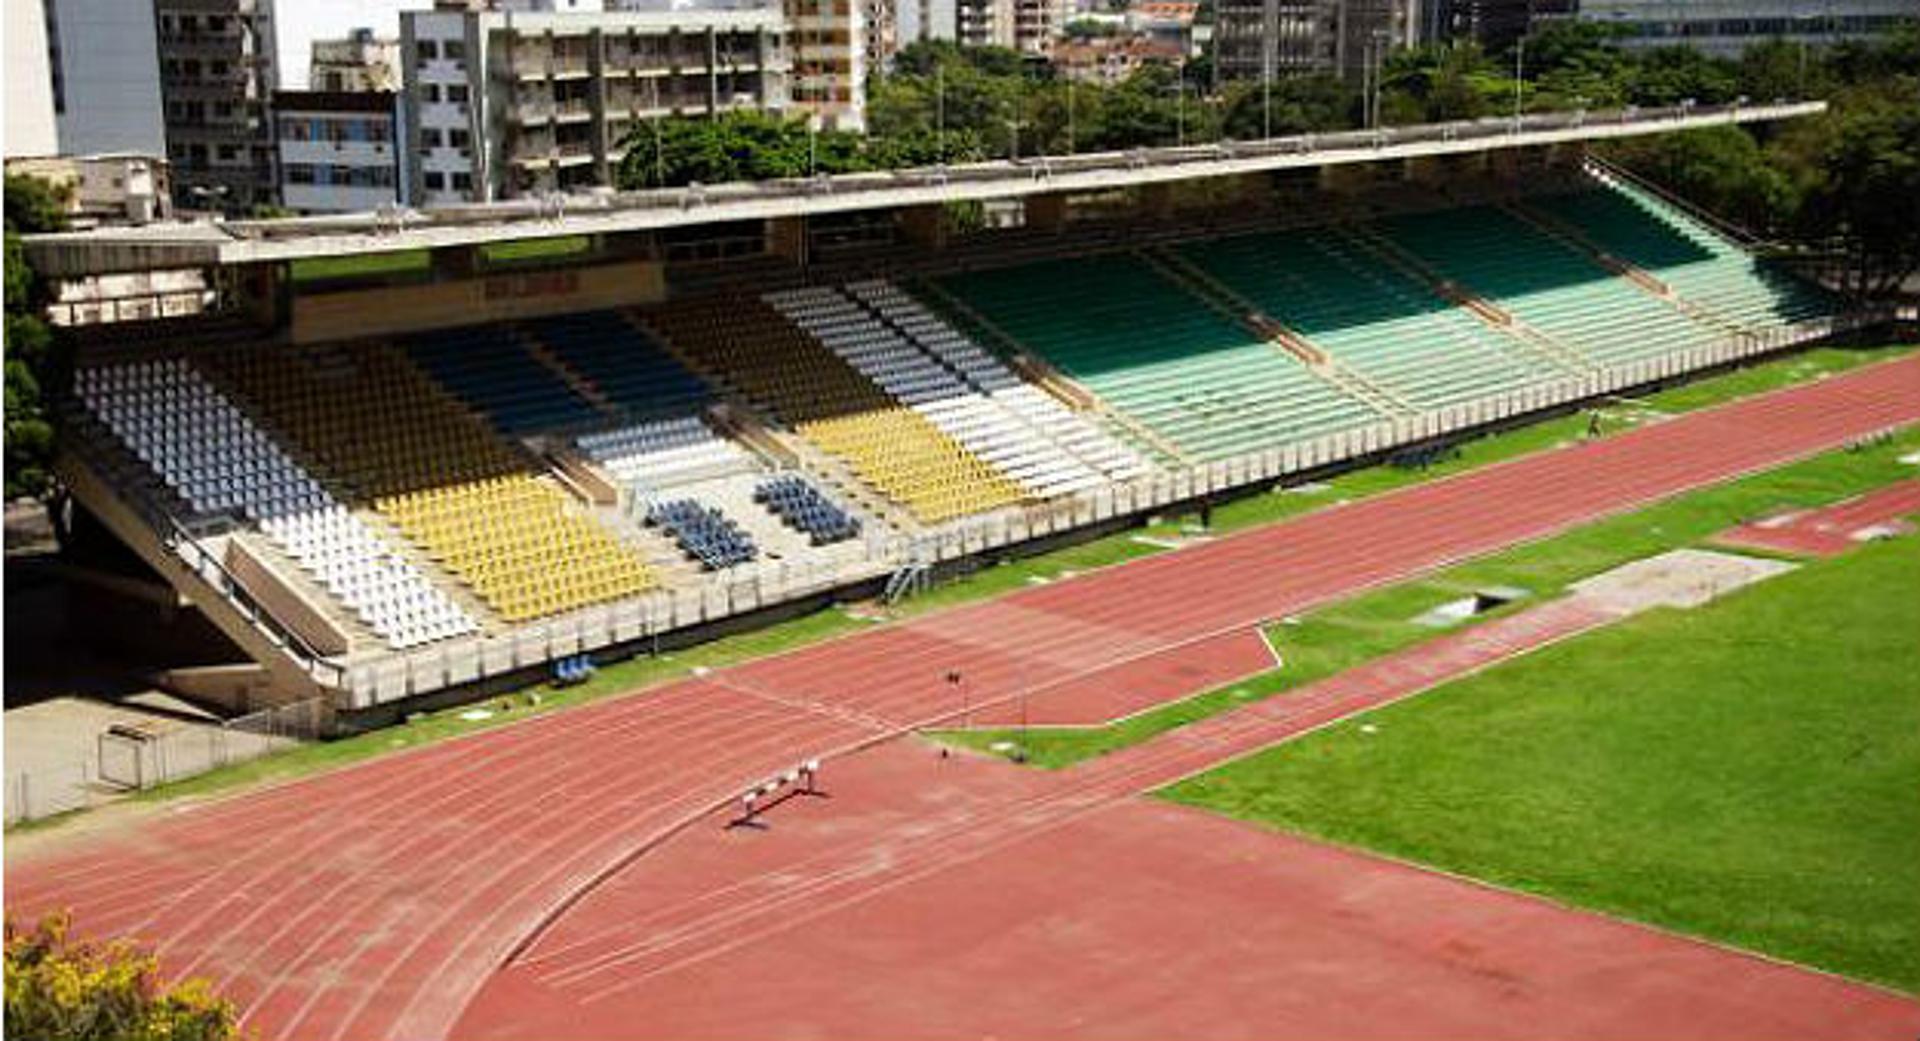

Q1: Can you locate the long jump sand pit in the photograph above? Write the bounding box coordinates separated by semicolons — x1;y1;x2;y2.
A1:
1568;548;1799;615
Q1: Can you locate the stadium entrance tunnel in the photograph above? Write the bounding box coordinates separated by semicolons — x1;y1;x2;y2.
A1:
1412;587;1530;628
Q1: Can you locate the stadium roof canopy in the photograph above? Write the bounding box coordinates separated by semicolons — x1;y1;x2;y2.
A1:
23;101;1824;278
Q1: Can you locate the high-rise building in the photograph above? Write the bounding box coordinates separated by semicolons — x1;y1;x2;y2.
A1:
897;0;959;47
153;0;280;212
4;1;59;157
1423;0;1574;51
401;1;792;206
1215;0;1420;84
607;0;864;130
956;0;1068;53
311;27;403;92
785;0;869;129
864;0;901;72
39;0;168;157
1578;0;1918;57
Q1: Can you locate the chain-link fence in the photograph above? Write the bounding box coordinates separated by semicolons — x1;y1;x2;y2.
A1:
5;698;328;826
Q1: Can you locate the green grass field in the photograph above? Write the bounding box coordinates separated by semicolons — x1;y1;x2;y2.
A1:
289;250;431;284
13;345;1908;830
939;422;1920;767
1162;537;1920;994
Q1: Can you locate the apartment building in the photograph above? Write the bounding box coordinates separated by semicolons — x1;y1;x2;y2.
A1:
957;0;1070;54
275;91;404;214
401;2;791;206
312;28;403;92
1214;0;1420;83
154;0;280;212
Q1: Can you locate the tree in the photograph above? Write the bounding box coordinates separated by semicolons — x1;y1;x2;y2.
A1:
5;173;70;502
1220;74;1358;139
4;911;240;1041
1605;125;1799;233
1777;79;1920;296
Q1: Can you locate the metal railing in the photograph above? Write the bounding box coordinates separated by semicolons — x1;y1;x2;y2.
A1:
62;420;350;691
199;100;1824;245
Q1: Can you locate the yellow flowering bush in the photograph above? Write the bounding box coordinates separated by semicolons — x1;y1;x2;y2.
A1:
4;911;239;1041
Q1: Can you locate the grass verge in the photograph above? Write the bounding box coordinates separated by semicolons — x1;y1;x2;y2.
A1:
1161;536;1920;994
936;423;1920;767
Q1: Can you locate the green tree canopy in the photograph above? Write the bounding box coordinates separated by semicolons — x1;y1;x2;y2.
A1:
5;173;70;501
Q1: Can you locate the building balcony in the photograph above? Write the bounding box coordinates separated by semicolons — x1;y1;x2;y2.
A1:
510;52;593;79
512;97;595;124
511;141;597;167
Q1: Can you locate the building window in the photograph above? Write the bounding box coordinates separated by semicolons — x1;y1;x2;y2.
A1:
444;40;466;63
425;171;446;190
451;172;472;192
217;144;238;161
449;129;470;150
448;84;470;103
417;39;438;63
422;128;444;148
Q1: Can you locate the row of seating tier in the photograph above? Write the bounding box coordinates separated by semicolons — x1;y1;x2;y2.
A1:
754;474;862;546
525;310;715;418
934;254;1381;461
210;343;653;623
1371;204;1721;369
763;285;1107;498
843;280;1156;483
77;360;477;649
403;323;603;435
644;498;758;570
1182;228;1567;409
641;296;1025;524
574;414;758;492
1527;187;1838;331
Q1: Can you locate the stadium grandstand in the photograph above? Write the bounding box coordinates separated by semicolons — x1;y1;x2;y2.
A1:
22;100;1880;724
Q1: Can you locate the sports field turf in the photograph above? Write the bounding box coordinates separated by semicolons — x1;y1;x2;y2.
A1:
940;422;1920;767
1162;536;1920;993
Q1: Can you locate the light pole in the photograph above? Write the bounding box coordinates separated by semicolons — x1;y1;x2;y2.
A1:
1512;33;1525;127
650;77;665;187
1176;60;1187;147
1262;31;1273;141
1067;75;1077;155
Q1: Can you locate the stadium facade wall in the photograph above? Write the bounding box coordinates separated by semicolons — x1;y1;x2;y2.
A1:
290;259;667;343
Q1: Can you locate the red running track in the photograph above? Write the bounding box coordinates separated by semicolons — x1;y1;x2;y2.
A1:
7;354;1920;1041
467;737;1920;1041
1714;478;1920;557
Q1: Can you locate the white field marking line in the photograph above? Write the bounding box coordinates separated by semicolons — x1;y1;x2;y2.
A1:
547;606;1619;995
261;706;861;1041
556;622;1586;1005
198;688;809;994
493;369;1920;985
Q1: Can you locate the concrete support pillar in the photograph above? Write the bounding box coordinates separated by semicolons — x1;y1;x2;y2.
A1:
1318;162;1375;195
1024;192;1070;232
235;263;286;333
1138;183;1176;220
430;245;483;280
767;215;808;265
896;204;947;250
